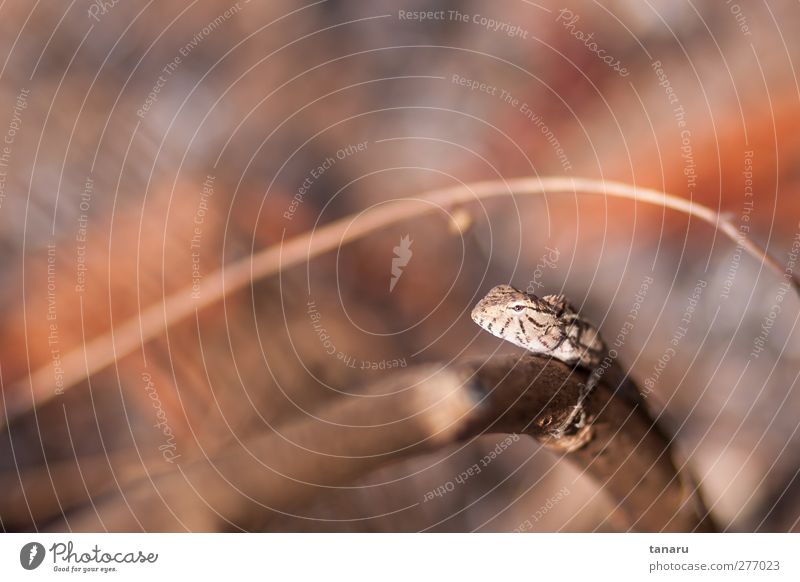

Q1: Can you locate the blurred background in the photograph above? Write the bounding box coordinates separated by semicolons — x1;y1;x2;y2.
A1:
1;0;800;532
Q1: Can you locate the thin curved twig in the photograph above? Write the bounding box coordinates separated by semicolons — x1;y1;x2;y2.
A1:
7;176;797;425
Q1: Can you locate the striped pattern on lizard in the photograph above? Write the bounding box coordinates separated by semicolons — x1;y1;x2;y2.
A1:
471;284;639;440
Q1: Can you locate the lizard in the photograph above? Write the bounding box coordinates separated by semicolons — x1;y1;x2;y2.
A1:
470;284;718;529
470;284;642;443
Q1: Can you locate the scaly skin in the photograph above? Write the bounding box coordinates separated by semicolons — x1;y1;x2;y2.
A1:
470;284;605;367
471;284;638;438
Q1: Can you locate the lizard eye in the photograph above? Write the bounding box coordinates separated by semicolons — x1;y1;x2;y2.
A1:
510;304;526;312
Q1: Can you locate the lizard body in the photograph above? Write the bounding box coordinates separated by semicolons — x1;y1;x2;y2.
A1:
471;284;641;439
471;284;715;528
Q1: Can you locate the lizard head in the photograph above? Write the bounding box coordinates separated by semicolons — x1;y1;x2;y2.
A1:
470;284;558;349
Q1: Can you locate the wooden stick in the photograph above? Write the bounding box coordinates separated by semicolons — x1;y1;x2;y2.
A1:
460;354;716;532
37;355;714;532
45;366;480;532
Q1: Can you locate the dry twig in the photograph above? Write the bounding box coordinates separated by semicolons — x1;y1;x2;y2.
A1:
7;176;796;426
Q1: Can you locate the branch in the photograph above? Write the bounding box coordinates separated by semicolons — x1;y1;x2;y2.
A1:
6;176;796;427
39;355;714;532
44;366;480;532
460;354;716;532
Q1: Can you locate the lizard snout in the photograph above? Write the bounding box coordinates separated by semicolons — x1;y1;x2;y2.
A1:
470;300;487;325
